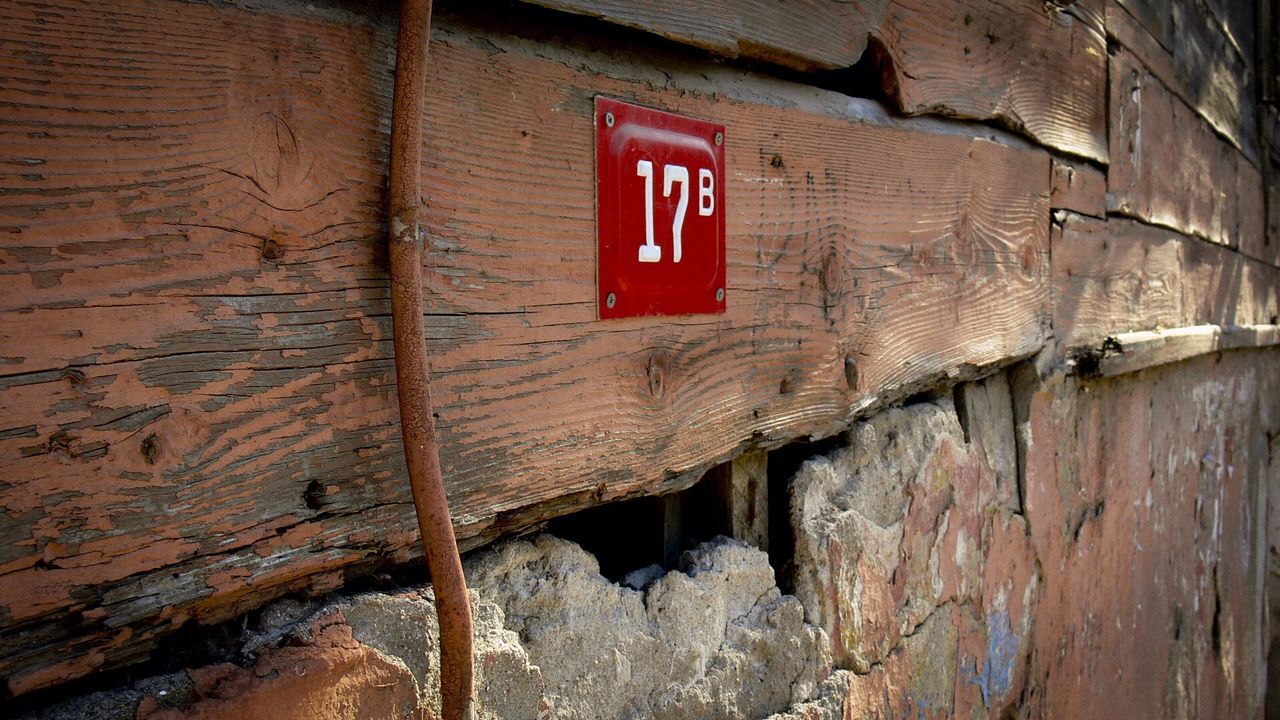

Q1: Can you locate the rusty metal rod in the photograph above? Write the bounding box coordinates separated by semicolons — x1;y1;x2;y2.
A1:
387;0;474;718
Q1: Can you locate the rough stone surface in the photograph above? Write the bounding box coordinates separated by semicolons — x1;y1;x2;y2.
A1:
466;535;830;720
787;375;1037;718
335;589;547;720
141;617;423;720
19;534;828;720
771;352;1278;719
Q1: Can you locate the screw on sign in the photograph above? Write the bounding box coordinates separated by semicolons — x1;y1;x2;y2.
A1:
595;97;726;319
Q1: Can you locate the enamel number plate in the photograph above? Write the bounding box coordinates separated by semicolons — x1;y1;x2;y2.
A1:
596;97;726;319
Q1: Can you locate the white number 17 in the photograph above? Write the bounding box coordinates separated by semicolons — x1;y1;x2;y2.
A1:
636;160;714;264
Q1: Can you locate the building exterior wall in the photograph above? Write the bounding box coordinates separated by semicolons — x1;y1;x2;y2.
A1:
2;0;1279;717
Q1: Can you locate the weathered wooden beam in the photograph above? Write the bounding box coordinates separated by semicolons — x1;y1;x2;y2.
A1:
1071;324;1280;378
1270;170;1280;259
874;0;1106;163
712;451;769;551
521;0;1108;162
1108;0;1259;163
522;0;867;72
1109;48;1271;264
1052;213;1280;355
659;491;684;569
1050;159;1106;218
1024;349;1276;717
0;0;1051;693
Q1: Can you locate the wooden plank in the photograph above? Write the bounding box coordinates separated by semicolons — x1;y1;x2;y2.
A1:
1266;105;1280;267
1270;176;1280;260
718;451;768;551
1050;159;1106;218
0;0;1051;693
1052;213;1280;355
1263;1;1280;105
1134;0;1257;73
1108;0;1259;162
523;0;1108;162
1024;350;1276;718
1079;324;1280;378
522;0;869;72
874;0;1107;163
1108;48;1271;263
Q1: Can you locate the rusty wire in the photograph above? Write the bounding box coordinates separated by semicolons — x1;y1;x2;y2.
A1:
387;0;474;717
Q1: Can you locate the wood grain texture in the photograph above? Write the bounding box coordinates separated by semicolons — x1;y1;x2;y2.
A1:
523;0;869;72
1270;173;1280;259
1024;351;1277;718
0;0;1051;693
1050;159;1106;218
1052;213;1280;354
874;0;1107;163
1080;324;1280;377
1109;0;1258;163
523;0;1108;162
1109;48;1272;263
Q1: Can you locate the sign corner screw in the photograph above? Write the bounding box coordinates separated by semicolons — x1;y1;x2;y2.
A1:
605;112;615;128
714;131;723;146
606;292;617;308
715;288;725;302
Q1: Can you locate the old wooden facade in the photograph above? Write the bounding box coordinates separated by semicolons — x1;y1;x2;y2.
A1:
2;0;1280;714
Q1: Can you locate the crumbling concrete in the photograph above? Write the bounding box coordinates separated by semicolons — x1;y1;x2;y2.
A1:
139;618;423;720
465;535;829;719
786;374;1037;718
21;535;828;720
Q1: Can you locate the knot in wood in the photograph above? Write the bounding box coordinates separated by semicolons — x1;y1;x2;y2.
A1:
140;433;160;465
779;372;795;395
818;243;844;313
260;235;284;261
844;354;860;390
646;353;669;399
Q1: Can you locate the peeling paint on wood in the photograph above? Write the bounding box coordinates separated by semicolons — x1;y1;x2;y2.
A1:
1023;350;1277;717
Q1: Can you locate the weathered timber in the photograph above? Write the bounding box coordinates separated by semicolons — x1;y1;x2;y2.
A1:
1271;171;1280;257
1052;214;1280;354
714;451;768;551
1265;2;1280;104
874;0;1106;163
1024;351;1277;717
0;0;1051;693
1108;0;1259;163
523;0;865;72
1050;158;1106;218
1109;48;1272;263
1071;324;1280;378
521;0;1107;162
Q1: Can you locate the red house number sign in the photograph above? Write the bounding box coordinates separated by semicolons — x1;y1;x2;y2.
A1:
596;97;726;319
